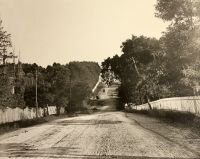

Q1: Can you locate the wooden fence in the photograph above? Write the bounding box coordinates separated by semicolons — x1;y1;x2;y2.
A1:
132;96;200;114
0;106;65;124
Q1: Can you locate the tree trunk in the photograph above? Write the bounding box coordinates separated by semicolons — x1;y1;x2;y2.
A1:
132;57;140;76
146;95;152;110
132;57;151;109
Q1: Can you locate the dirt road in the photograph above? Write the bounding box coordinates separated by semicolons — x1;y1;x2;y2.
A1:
0;84;200;158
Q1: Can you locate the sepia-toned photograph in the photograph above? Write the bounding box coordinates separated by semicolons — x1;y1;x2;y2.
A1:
0;0;200;158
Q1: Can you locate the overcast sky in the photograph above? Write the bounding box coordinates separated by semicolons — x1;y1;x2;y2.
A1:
0;0;168;67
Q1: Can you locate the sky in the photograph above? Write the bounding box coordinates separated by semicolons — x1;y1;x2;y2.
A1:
0;0;168;67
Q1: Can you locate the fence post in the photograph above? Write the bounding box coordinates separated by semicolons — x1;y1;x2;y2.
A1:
193;97;198;114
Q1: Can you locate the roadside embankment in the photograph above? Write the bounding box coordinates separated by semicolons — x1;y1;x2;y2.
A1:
127;96;200;133
126;108;200;135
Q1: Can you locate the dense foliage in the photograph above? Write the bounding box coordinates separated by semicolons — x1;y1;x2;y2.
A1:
23;62;100;113
101;0;200;107
0;19;101;113
69;62;101;89
0;20;13;65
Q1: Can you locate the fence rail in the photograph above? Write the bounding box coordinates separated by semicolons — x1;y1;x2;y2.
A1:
0;106;65;125
132;96;200;114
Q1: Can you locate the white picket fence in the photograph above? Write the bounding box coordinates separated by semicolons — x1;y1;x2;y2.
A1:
0;106;59;124
132;96;200;114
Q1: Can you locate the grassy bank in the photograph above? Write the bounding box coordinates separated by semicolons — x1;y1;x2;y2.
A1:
126;108;200;133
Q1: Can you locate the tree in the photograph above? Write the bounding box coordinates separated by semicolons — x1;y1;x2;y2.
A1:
121;36;161;106
70;82;92;111
101;0;200;107
69;61;101;89
101;36;161;106
23;62;100;113
68;62;100;111
155;0;194;23
155;0;200;96
101;56;118;86
23;63;53;107
46;63;70;113
0;20;13;64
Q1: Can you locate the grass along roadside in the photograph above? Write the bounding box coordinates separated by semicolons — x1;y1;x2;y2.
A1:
126;108;200;135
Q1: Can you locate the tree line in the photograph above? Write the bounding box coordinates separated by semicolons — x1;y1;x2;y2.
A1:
0;17;101;113
101;0;200;107
23;62;100;113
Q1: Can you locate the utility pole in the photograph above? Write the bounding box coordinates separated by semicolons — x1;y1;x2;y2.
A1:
35;69;38;118
69;69;72;112
12;47;17;77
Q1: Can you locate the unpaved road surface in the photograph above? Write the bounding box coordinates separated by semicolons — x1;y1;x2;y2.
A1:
0;84;200;158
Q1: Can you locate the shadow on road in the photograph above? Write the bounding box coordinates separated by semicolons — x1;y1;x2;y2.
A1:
49;119;122;126
0;142;198;159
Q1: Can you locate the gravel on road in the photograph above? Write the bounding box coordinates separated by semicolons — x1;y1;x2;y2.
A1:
0;111;199;159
